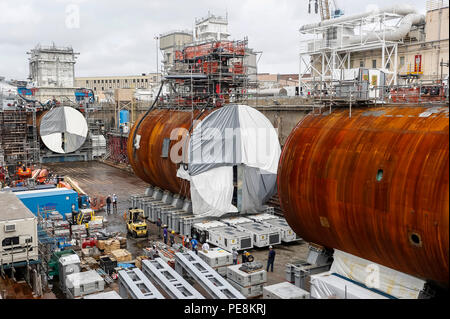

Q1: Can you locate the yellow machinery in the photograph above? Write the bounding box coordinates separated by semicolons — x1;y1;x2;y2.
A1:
125;209;148;238
73;208;103;228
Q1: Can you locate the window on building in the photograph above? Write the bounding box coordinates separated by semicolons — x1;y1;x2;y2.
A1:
125;79;128;83
145;79;148;83
102;87;104;90
400;56;405;66
86;80;89;84
94;80;96;84
372;60;377;68
101;80;104;83
360;60;364;68
113;80;116;83
133;79;136;83
109;80;112;83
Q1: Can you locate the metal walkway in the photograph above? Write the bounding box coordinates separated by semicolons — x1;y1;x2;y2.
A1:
175;251;245;299
118;268;164;299
142;258;205;299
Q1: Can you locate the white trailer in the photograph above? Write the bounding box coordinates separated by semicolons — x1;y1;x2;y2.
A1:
222;217;281;247
247;214;301;243
0;191;38;267
207;226;253;252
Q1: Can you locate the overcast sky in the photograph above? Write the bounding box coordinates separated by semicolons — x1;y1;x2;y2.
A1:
0;0;426;80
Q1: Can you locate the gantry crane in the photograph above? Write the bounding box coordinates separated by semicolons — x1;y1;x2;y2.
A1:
308;0;343;21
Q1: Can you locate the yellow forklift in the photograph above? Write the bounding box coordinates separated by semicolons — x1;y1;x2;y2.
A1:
125;208;148;238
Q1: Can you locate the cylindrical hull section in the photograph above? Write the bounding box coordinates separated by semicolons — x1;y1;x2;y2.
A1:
278;106;449;284
127;109;211;197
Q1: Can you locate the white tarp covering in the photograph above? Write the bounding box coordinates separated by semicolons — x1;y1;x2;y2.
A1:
310;272;389;299
332;68;360;81
330;250;426;299
39;106;88;154
178;104;281;217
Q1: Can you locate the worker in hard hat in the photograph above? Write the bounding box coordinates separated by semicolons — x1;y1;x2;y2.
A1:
267;246;276;272
242;251;249;264
163;226;168;245
191;235;199;255
202;241;210;252
169;230;176;247
112;194;118;214
106;195;112;215
232;248;238;265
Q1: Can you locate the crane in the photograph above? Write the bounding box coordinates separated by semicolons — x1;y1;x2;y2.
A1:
308;0;343;21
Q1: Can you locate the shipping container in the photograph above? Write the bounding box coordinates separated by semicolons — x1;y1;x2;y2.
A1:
0;191;39;267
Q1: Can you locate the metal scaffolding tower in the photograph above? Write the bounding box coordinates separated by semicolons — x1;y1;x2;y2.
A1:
299;10;409;93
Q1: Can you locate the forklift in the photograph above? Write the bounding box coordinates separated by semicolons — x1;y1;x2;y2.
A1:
71;208;103;228
125;208;148;238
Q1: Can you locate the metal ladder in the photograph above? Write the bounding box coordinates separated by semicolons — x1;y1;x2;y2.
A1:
142;258;204;299
118;268;164;299
175;250;245;299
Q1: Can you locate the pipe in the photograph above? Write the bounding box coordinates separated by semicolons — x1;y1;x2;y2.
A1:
346;13;425;44
300;4;418;32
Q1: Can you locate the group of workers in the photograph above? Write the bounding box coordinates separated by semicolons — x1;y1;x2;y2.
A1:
106;194;118;214
137;214;278;273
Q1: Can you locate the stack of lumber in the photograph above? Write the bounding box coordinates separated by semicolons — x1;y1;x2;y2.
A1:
110;249;132;262
135;256;149;269
117;237;127;249
100;239;120;253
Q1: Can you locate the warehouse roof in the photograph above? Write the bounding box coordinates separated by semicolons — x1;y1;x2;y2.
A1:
15;188;77;199
0;191;36;222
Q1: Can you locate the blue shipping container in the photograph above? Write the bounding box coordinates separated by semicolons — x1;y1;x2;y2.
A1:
15;188;79;218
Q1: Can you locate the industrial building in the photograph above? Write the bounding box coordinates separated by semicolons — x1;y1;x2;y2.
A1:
27;44;79;104
0;0;448;305
74;74;159;94
299;1;449;94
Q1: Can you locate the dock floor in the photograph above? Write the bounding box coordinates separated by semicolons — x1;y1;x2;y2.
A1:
45;161;309;293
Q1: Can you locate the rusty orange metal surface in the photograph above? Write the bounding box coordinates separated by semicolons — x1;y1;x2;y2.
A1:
278;106;449;284
127;109;212;197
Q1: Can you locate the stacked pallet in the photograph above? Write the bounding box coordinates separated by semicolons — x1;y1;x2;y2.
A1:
88;220;103;235
227;262;267;298
82;247;101;259
82;257;99;269
53;220;71;238
135;256;149;269
117;237;127;249
100;239;120;253
110;249;132;262
71;224;87;239
47;211;63;221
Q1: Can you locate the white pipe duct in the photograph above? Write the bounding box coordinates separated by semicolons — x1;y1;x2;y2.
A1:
299;4;418;32
346;13;425;44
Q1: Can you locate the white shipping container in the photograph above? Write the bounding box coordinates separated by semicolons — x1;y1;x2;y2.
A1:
66;270;105;298
0;191;39;266
228;280;264;298
198;248;233;268
227;264;267;287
